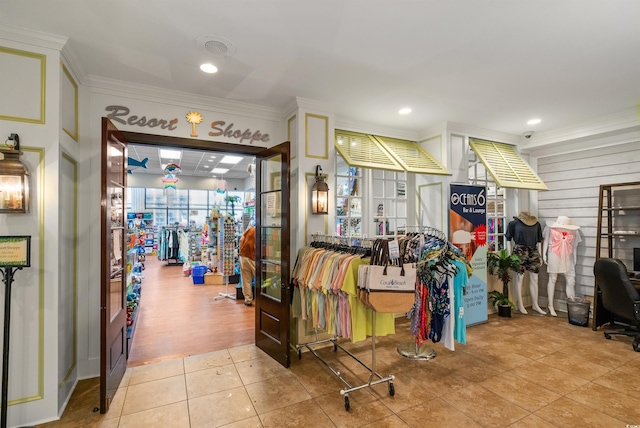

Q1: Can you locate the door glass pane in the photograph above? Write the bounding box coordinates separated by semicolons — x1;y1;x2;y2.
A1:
336;154;350;176
261;192;282;226
261;226;282;300
384;181;395;197
262;155;282;192
397;200;407;217
397;182;406;198
336;177;350;197
109;230;123;321
372;180;384;197
387;218;396;236
349;177;360;196
349;198;361;216
108;141;125;186
337;198;348;216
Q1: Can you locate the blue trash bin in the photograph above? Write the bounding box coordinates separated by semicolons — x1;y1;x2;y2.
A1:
192;265;207;284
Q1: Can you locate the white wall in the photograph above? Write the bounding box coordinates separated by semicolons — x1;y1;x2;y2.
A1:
531;139;640;305
0;30;69;426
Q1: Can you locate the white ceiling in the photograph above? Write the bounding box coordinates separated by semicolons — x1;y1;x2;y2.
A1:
3;1;640;139
128;144;255;178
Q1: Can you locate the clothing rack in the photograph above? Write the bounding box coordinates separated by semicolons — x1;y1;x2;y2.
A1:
296;234;395;411
158;226;182;266
398;226;467;359
296;310;395;411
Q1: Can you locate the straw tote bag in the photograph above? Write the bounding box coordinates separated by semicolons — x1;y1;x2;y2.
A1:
359;239;416;313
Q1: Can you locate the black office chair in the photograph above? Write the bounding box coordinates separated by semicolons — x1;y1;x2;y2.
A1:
593;258;640;352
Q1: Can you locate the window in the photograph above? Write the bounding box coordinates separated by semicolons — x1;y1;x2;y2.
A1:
372;169;407;236
335;154;362;237
468;149;506;252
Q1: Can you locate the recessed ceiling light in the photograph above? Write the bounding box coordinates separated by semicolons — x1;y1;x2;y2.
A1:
212;168;229;174
200;63;218;74
399;107;412;115
160;149;181;159
337;138;344;145
203;165;209;168
220;155;242;164
209;155;216;159
207;159;214;162
351;141;357;147
527;118;541;125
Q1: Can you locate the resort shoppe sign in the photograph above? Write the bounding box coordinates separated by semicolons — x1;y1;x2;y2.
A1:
104;105;270;144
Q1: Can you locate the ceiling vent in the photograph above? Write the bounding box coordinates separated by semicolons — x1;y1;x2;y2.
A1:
196;35;236;56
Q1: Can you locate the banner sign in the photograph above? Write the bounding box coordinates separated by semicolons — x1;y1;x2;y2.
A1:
449;184;487;325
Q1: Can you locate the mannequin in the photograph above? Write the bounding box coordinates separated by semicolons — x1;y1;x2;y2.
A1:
542;215;581;316
505;211;545;315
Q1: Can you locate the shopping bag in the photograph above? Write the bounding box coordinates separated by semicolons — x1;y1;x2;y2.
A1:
361;239;416;313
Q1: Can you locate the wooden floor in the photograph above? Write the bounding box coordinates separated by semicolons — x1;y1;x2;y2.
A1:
127;256;254;367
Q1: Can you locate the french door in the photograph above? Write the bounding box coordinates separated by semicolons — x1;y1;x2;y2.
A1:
254;142;291;367
100;118;128;412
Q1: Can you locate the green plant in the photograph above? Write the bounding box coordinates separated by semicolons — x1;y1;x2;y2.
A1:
487;248;522;302
488;290;515;309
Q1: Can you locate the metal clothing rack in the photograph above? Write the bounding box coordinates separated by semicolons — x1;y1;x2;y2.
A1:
296;311;395;411
160;225;182;266
395;225;450;360
296;234;394;411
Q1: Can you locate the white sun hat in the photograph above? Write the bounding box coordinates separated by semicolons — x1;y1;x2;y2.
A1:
550;215;580;230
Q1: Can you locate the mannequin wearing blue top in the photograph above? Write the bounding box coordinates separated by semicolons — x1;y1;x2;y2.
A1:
506;212;546;315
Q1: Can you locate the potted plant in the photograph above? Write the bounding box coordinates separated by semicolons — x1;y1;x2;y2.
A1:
487;249;522;317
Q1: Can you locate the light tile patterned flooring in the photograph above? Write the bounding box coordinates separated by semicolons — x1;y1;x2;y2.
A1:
39;313;640;427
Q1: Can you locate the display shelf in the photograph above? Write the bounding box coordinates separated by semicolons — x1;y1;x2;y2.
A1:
593;181;640;331
126;304;140;358
125;244;143;358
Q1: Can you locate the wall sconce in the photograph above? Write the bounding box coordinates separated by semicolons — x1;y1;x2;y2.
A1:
311;165;329;215
0;134;30;214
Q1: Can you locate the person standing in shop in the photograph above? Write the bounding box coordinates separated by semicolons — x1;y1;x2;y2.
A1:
239;225;256;307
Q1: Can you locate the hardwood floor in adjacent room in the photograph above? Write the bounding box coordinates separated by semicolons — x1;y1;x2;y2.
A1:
127;256;254;367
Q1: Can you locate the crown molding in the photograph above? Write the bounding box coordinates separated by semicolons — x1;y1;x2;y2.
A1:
60;44;87;85
0;25;67;51
519;108;639;150
524;125;640;158
293;97;334;113
438;121;520;145
86;75;284;122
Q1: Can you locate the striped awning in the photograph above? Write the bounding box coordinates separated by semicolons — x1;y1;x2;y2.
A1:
469;138;548;190
374;135;449;175
334;130;404;172
335;130;449;175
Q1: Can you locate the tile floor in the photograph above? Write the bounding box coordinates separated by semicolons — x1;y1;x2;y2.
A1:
38;313;640;427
